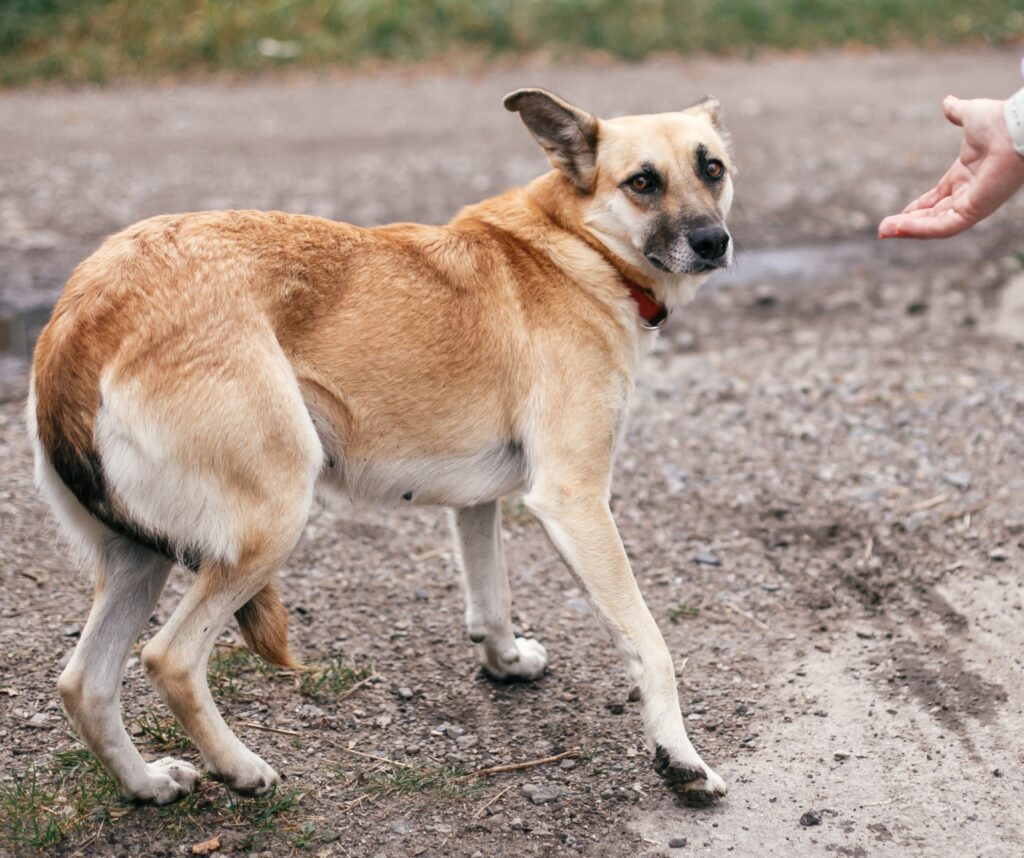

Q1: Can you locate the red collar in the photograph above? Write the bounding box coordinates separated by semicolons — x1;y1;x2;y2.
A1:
624;279;668;329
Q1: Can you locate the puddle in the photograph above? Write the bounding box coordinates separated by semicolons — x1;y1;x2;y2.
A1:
0;306;52;359
710;234;989;290
711;240;879;288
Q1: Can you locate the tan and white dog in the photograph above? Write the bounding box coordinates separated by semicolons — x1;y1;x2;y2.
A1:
29;88;735;806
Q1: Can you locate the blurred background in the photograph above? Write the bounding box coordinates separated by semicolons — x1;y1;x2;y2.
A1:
4;0;1024;85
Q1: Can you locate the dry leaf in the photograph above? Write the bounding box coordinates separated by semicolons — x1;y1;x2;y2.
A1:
191;834;221;855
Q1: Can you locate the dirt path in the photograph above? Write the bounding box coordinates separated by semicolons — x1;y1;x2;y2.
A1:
2;48;1024;856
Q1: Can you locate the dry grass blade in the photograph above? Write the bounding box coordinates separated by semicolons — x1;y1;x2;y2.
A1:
459;748;580;780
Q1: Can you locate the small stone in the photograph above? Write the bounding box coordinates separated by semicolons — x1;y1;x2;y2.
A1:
61;624;81;637
456;734;478;750
668;837;688;848
510;816;530;832
693;551;721;567
833;750;851;761
521;783;566;805
397;686;414;700
559;758;577;770
942;471;972;489
989;547;1009;561
627;686;642;702
27;712;49;728
606;701;625;715
800;810;821;827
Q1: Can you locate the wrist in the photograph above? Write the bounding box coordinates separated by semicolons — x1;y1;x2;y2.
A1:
1004;87;1024;157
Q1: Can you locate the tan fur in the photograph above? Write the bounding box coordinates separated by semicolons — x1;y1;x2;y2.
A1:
234;583;301;670
32;89;735;804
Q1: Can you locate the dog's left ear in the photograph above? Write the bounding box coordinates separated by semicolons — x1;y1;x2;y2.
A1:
685;95;724;130
504;88;599;193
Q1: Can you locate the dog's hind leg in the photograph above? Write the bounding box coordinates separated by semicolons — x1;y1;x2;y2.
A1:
57;539;199;804
141;545;299;796
451;502;547;680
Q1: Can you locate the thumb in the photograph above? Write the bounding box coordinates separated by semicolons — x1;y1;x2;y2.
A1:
943;95;964;127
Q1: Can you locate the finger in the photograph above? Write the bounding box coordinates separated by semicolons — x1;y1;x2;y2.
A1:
942;95;964;127
900;185;945;214
879;208;970;239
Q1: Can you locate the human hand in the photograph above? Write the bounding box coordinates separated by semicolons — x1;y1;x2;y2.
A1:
878;95;1024;239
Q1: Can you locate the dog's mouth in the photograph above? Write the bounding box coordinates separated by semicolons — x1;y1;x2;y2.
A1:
645;253;729;275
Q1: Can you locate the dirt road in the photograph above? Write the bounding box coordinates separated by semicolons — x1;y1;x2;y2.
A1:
2;48;1024;856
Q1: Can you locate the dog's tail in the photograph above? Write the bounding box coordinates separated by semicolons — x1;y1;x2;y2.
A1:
234;583;303;670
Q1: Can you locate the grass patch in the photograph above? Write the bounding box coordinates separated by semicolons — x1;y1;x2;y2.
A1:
355;760;470;799
0;746;122;850
208;643;283;702
668;599;703;623
299;651;372;700
134;708;192;753
3;0;1024;86
0;743;305;853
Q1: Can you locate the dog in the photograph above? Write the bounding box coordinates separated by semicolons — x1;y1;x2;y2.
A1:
28;87;734;805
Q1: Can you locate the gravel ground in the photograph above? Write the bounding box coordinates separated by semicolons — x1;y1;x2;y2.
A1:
2;48;1024;857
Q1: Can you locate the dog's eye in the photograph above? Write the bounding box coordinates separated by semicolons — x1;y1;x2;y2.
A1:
704;159;725;180
627;173;657;193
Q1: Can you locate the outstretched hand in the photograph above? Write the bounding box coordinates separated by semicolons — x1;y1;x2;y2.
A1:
879;95;1024;239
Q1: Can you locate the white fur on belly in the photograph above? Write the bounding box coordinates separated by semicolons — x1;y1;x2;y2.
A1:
320;443;526;508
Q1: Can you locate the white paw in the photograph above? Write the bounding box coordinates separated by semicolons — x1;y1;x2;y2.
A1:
210;747;279;796
131;757;200;805
653;746;728;806
482;637;548;681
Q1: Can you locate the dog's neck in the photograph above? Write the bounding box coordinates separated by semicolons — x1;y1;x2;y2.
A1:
499;172;672;326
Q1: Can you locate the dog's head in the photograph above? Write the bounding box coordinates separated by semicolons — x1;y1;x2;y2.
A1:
504;88;734;296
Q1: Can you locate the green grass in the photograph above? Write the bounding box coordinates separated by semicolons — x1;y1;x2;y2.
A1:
2;0;1024;86
0;743;305;853
134;708;193;753
355;760;470;798
668;598;703;623
299;651;372;700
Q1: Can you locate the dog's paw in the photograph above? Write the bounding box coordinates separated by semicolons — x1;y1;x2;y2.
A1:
482;637;548;682
130;757;200;805
210;748;279;797
653;746;728;806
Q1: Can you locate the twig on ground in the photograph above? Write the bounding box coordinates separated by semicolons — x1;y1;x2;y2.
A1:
334;746;411;769
241;722;302;737
473;782;515;818
943;501;987;523
722;600;770;631
460;748;580;780
334;673;378;702
910;493;948;512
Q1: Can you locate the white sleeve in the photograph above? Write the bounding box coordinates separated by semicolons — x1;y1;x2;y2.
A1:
1004;87;1024;157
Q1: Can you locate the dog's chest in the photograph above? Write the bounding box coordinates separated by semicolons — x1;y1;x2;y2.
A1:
318;441;526;509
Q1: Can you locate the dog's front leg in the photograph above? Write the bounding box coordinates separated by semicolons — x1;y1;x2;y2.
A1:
525;486;727;803
450;502;547;680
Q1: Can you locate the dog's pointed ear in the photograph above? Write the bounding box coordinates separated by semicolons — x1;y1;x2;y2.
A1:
503;88;599;193
685;95;724;130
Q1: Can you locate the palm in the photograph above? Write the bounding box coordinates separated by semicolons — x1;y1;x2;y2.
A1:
879;97;1024;239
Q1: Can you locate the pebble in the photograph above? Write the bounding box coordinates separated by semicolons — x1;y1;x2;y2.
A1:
799;810;821;827
27;712;49;728
521;783;567;805
833;750;851;761
942;471;972;489
559;758;577;770
397;686;414;700
989;547;1009;561
669;837;688;848
510;816;530;832
693;551;721;567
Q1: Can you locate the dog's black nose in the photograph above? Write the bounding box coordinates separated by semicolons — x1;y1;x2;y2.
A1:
688;227;730;261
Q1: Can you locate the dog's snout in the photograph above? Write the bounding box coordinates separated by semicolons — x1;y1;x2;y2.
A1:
687;227;730;261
